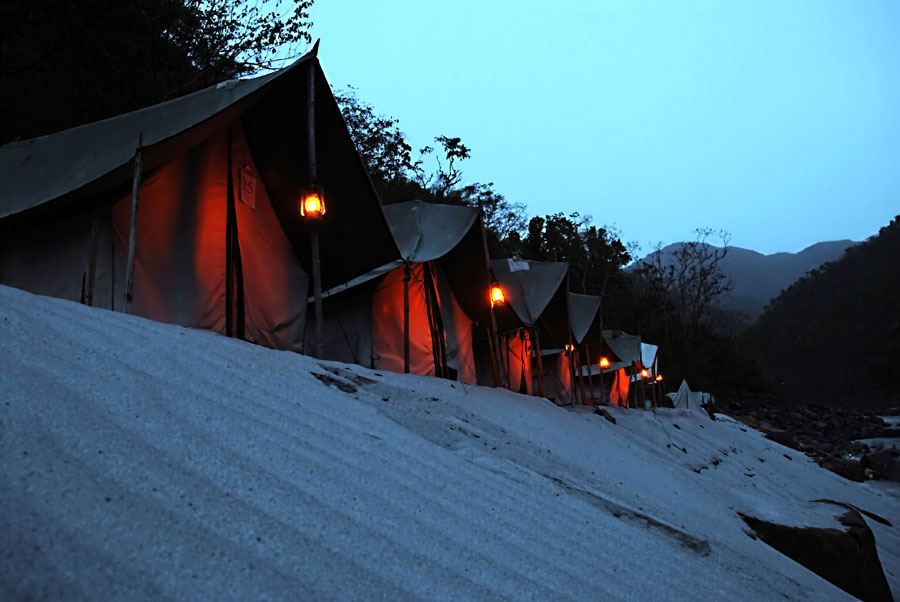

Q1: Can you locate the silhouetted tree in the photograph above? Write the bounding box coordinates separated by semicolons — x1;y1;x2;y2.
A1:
1;0;314;143
750;216;900;398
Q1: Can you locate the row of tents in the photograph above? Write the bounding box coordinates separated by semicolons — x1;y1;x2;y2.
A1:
0;45;671;408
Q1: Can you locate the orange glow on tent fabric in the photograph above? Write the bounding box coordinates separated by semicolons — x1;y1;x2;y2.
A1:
490;285;505;307
300;189;325;218
599;357;610;369
641;369;650;379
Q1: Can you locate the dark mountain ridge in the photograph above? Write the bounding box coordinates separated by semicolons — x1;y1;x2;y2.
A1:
636;239;857;320
748;217;900;399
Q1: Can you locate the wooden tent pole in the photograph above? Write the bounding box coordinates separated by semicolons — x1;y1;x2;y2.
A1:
307;57;325;359
85;215;100;307
532;327;545;397
569;347;579;405
585;343;595;404
478;216;507;388
403;264;411;373
505;334;514;391
577;345;588;405
124;133;143;314
486;326;499;387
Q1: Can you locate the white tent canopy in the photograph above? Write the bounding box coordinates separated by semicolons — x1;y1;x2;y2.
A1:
668;379;710;414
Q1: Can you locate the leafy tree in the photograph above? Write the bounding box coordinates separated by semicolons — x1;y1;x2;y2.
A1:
749;216;900;398
517;212;631;297
334;86;418;204
633;228;732;340
1;0;314;143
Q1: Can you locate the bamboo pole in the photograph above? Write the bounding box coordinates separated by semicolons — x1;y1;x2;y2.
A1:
532;327;545;397
307;59;324;359
478;215;507;387
585;343;595;404
505;334;514;391
486;326;499;387
124;133;143;314
577;345;588;405
85;215;100;307
568;347;579;405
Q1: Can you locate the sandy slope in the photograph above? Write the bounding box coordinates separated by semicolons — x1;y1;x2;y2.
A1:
1;284;897;600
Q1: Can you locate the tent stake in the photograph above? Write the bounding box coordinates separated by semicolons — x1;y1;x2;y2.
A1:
585;343;595;404
124;133;143;314
532;327;545;397
403;264;411;373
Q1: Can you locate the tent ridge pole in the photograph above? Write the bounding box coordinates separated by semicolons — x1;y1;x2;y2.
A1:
124;132;143;314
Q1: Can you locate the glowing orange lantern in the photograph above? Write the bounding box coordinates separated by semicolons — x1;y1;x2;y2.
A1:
300;187;326;218
565;343;575;354
641;368;650;379
490;284;505;307
599;357;610;369
656;374;663;382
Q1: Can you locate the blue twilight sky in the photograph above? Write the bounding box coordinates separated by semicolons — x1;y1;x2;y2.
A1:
306;1;898;254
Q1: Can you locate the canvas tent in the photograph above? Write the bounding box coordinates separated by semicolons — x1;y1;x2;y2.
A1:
0;46;400;352
309;201;491;383
668;379;710;414
490;258;572;402
598;330;642;407
569;292;624;405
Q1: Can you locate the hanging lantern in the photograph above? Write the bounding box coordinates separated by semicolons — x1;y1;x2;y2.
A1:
565;343;575;355
641;368;650;379
599;356;610;369
490;283;505;307
300;187;326;218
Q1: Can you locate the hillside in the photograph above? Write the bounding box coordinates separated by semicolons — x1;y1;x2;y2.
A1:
750;217;900;399
636;240;856;320
2;284;898;600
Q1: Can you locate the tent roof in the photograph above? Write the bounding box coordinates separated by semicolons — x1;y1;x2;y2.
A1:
0;46;402;292
602;330;642;366
384;200;491;323
490;258;567;328
641;342;659;371
383;201;479;263
569;293;601;344
0;57;301;223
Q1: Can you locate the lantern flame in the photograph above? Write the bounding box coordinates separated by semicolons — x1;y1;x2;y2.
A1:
641;368;650;379
565;343;575;354
300;189;325;218
656;374;663;382
599;357;610;369
490;285;505;307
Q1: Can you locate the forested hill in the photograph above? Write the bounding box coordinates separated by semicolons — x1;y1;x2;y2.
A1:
635;240;856;320
749;217;900;399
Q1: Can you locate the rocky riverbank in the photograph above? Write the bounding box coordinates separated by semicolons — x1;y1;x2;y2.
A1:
711;394;900;482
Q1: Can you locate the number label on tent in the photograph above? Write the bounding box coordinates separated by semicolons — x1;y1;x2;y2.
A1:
239;169;257;210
